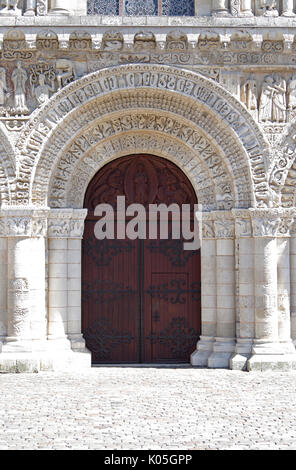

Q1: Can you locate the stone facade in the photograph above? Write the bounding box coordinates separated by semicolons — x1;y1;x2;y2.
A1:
1;0;296;371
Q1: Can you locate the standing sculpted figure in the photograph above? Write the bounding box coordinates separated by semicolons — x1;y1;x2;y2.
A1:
256;0;278;16
11;61;28;113
259;74;287;123
0;0;22;15
0;67;7;107
272;74;286;123
243;74;258;119
259;75;274;122
288;75;296;114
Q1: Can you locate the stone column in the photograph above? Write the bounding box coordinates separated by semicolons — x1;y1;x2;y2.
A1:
67;210;88;352
211;0;230;16
230;210;255;370
290;224;296;345
248;209;296;371
23;0;36;16
277;228;295;352
47;211;71;348
48;0;70;15
240;0;253;16
0;209;48;372
208;212;236;368
191;215;216;366
47;209;89;356
282;0;295;16
0;237;7;351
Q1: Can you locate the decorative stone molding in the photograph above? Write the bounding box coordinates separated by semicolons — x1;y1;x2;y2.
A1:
250;208;296;237
47;209;87;238
14;64;269;210
232;209;252;238
0;208;49;237
212;211;235;238
46;108;240;210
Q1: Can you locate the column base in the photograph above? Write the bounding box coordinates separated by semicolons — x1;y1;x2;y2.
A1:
211;10;231;17
48;9;70;15
0;337;91;373
207;337;235;369
281;11;296;16
230;339;253;371
239;11;254;17
247;339;296;371
0;350;91;373
190;336;214;367
247;354;296;372
23;9;35;16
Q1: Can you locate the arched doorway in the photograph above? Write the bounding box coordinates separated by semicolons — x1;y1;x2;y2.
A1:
82;154;201;364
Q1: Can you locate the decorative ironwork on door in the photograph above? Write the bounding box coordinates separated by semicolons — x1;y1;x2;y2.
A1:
82;154;201;364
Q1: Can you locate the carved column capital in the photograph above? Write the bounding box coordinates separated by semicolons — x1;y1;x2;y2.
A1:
47;208;87;239
211;210;235;239
249;208;296;238
0;207;49;238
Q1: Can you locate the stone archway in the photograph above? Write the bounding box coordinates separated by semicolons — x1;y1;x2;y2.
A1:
0;123;16;207
5;64;292;373
15;63;269;209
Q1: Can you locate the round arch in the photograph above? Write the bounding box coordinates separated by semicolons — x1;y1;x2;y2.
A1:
0;122;16;206
14;64;269;209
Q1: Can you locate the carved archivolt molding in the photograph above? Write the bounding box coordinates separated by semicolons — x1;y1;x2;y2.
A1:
48;112;239;210
16;64;269;209
0;123;16;207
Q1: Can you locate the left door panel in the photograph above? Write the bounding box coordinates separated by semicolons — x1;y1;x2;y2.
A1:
82;218;139;363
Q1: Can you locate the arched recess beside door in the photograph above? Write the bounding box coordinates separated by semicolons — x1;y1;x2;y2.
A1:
82;153;201;364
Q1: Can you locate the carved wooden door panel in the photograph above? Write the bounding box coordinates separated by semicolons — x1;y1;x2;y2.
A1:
82;154;201;364
143;236;201;363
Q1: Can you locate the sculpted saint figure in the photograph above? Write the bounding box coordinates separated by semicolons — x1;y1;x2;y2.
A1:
257;0;278;16
30;73;55;105
0;67;7;106
11;61;28;113
0;0;22;15
259;75;274;122
259;74;286;123
272;73;286;123
288;75;296;112
243;74;258;118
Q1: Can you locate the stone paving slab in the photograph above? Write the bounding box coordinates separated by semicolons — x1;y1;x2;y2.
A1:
1;367;296;450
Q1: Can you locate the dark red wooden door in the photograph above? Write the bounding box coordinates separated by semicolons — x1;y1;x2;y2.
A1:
82;154;201;364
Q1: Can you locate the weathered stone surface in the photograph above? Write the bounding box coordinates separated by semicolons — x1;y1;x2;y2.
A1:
1;2;296;372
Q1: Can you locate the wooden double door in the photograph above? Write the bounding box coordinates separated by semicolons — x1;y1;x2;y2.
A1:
82;154;201;364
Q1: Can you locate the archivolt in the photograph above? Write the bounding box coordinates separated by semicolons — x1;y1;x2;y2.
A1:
0;123;16;206
47;106;243;210
17;64;269;208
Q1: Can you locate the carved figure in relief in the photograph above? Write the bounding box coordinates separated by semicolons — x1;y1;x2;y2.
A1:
259;75;274;122
272;74;287;122
242;74;258;118
259;74;286;123
133;164;149;205
55;59;75;91
11;61;28;114
30;73;55;105
288;75;296;113
0;0;22;15
256;0;278;16
0;67;8;107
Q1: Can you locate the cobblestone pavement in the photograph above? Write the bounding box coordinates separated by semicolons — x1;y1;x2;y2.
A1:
1;367;296;450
